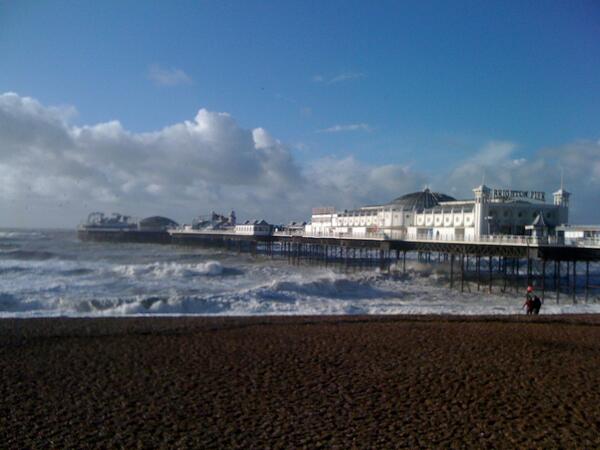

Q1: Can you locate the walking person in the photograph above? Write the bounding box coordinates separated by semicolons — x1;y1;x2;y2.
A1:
532;294;543;315
522;286;534;315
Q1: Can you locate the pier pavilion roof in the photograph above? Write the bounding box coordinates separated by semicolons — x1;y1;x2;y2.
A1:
388;188;456;210
139;216;179;230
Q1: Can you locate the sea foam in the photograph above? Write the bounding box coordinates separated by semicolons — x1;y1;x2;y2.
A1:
111;261;224;278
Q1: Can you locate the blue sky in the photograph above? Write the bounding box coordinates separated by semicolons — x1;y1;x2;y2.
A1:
1;1;599;226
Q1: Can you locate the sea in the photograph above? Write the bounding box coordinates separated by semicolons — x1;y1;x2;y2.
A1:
1;229;599;318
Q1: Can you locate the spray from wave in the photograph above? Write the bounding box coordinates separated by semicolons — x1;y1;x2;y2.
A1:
111;261;225;279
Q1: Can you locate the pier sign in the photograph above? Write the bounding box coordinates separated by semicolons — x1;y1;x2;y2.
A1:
492;189;545;202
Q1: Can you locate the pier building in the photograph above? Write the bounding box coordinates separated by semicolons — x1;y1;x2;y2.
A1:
305;185;569;241
235;220;272;236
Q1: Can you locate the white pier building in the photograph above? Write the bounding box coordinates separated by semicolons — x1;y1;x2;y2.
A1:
305;185;570;241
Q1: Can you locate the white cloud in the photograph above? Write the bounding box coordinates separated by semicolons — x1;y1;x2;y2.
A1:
0;93;302;226
305;156;426;210
147;64;192;86
312;71;366;84
1;92;599;227
318;123;373;133
441;140;600;223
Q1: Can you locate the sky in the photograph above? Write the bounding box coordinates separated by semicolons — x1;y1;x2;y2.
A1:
1;0;599;228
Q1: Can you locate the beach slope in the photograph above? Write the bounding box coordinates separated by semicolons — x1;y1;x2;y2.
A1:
1;316;599;448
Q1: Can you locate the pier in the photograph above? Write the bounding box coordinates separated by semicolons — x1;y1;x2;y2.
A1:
162;229;600;304
77;185;600;304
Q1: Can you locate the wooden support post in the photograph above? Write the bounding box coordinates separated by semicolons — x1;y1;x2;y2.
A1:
572;260;577;304
556;261;561;304
502;256;506;293
460;253;465;293
541;259;546;302
450;254;454;289
515;258;520;292
585;261;590;303
488;255;493;293
477;255;481;291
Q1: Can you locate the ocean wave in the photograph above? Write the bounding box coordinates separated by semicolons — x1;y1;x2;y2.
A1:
0;292;45;312
62;292;600;316
55;295;233;315
0;250;57;260
0;266;29;275
266;274;395;299
2;227;600;318
0;231;44;240
60;268;95;276
3;284;600;317
111;260;225;279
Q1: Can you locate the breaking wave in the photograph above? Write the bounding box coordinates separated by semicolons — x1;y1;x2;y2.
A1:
111;261;225;278
266;274;394;299
0;231;44;240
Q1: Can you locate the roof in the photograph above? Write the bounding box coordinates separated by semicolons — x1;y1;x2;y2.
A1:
531;212;548;228
139;216;178;228
388;188;456;210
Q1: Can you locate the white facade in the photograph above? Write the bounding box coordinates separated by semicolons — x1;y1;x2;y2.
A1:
235;220;272;236
306;185;570;241
557;225;600;241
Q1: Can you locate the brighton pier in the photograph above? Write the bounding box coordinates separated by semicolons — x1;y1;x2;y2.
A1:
78;185;600;304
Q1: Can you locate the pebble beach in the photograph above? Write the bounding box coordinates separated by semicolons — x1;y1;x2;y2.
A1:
1;315;599;448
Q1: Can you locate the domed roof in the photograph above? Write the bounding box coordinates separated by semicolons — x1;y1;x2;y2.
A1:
388;188;455;210
139;216;179;229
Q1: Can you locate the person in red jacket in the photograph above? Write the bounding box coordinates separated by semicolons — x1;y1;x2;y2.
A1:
522;286;534;315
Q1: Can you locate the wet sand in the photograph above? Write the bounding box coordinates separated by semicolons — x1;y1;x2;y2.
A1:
1;315;599;449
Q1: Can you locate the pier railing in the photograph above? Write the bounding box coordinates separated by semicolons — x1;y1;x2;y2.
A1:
169;228;600;249
276;230;600;248
567;238;600;248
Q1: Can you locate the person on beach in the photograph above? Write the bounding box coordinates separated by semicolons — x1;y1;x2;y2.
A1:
532;294;543;315
523;286;534;315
